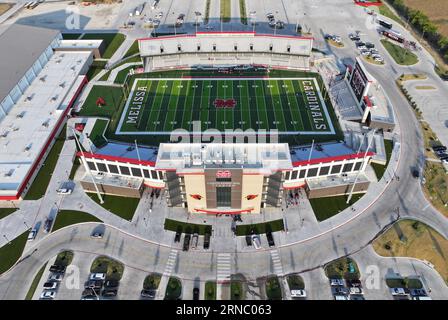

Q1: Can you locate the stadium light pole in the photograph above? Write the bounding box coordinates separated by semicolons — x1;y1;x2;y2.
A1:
71;127;104;204
346;128;376;204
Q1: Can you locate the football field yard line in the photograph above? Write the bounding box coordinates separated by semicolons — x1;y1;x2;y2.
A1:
232;80;242;129
267;80;288;132
155;81;174;132
241;81;251;130
284;80;305;131
251;81;275;130
292;80;313;131
191;81;203;131
200;80;211;130
226;80;234;131
276;80;297;132
173;81;189;131
146;80;168;132
165;80;182;132
208;81;218;131
216;81;225;131
181;80;195;130
135;80;155;132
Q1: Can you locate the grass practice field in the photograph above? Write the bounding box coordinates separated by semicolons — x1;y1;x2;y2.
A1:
117;77;335;136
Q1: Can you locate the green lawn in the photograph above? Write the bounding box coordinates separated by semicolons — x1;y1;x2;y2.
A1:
55;250;74;267
86;60;108;81
287;274;305;290
309;194;364;222
381;39;418;65
324;257;360;281
25;262;48;300
69;160;80;180
91;256;124;281
123;40;139;58
230;280;244;300
164;219;212;235
62;33;82;40
379;3;404;26
265;276;282;300
0;231;29;275
81;33;126;59
78;85;124;118
0;208;18;220
235;219;284;236
143;273;162;290
204;281;217;300
220;0;231;23
87;193;140;221
164;277;182;300
52;210;102;232
239;0;247;25
114;65;143;84
371;139;394;180
89;119;109;148
386;277;423;289
24;125;66;200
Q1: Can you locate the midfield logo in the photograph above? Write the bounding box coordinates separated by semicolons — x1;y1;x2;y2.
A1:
213;98;237;109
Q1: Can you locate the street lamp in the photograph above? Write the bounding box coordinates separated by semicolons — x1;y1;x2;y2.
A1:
3;234;11;244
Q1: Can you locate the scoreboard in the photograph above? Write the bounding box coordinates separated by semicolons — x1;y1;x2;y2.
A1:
349;61;369;103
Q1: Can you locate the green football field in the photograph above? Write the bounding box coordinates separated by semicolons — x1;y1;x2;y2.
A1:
116;77;335;135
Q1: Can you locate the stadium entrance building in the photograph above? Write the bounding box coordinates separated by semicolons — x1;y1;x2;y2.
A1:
77;141;374;214
138;32;313;72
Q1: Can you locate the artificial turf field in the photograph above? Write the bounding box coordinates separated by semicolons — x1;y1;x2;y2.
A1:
117;77;335;136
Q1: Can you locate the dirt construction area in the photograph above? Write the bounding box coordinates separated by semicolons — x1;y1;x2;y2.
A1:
402;0;448;37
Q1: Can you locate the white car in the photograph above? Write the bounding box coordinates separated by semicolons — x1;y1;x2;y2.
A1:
251;234;261;250
330;278;345;286
43;281;58;290
40;291;56;300
56;188;72;195
349;287;364;295
390;287;407;296
334;294;349;300
290;289;307;298
48;273;63;282
27;229;37;241
90;273;106;281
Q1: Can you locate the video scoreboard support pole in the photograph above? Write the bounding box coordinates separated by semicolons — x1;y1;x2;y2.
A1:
71;128;104;204
346;128;376;204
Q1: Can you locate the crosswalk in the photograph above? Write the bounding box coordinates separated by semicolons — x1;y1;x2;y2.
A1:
270;249;284;276
216;253;232;283
163;249;178;276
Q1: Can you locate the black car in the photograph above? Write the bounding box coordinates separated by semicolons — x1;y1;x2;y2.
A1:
365;42;375;49
266;232;275;247
203;232;210;249
104;280;119;289
141;289;156;299
245;235;252;246
44;217;54;233
193;287;200;300
174;231;181;243
432;145;447;152
84;280;103;289
183;234;191;251
412;169;420;178
102;289;118;297
49;265;66;274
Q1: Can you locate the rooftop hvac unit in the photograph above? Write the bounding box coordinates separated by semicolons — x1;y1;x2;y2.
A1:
25;94;34;102
56;59;62;64
71;66;76;71
5;169;14;177
1;131;9;138
12;126;19;131
42;119;50;127
16;111;26;118
59;82;66;88
24;143;32;151
51;95;59;102
39;75;47;82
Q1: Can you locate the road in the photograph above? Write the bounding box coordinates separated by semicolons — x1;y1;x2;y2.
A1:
0;0;447;300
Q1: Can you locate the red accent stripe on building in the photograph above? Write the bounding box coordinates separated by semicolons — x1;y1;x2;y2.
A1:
194;208;254;215
292;151;375;167
363;95;373;108
138;32;313;41
143;183;165;189
78;152;156;167
354;0;382;7
283;183;306;190
6;75;89;201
